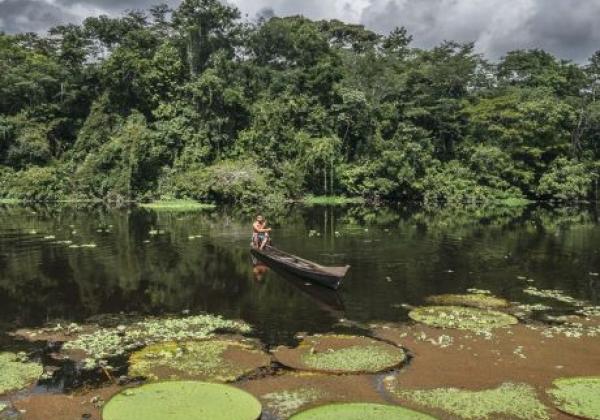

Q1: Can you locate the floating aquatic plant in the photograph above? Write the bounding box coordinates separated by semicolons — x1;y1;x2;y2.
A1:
0;352;43;395
273;335;406;374
387;382;549;420
102;381;262;420
290;403;435;420
547;377;600;419
262;388;324;418
522;287;585;306
514;303;552;312
528;322;600;339
140;200;215;211
62;314;251;369
576;306;600;318
408;306;518;331
425;294;509;309
129;339;270;382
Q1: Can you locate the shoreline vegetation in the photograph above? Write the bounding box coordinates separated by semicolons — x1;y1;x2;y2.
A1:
0;0;599;206
139;199;217;211
0;196;544;210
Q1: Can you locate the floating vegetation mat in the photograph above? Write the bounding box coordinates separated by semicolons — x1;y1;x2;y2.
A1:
546;377;600;419
60;314;251;369
272;335;406;374
262;387;324;418
522;287;584;306
129;339;271;382
386;382;549;420
527;322;600;339
290;403;435;420
140;200;216;211
0;352;42;395
102;381;262;420
408;306;518;331
425;294;509;309
241;371;385;418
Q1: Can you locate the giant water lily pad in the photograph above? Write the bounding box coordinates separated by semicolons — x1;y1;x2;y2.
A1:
547;377;600;419
425;294;509;309
129;339;271;382
290;403;435;419
386;382;549;420
273;335;406;374
61;314;251;369
0;352;42;395
409;306;518;331
102;381;262;420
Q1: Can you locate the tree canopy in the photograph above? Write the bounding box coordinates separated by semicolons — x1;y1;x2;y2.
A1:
1;0;599;204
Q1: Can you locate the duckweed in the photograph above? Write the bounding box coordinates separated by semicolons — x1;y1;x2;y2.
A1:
388;382;549;420
425;294;509;309
62;314;251;369
409;306;518;331
102;381;262;420
547;377;600;419
129;339;270;382
290;403;435;420
0;352;42;395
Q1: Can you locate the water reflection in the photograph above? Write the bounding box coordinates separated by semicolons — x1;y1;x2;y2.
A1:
0;203;599;345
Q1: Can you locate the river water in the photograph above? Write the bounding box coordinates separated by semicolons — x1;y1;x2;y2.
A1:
1;203;599;346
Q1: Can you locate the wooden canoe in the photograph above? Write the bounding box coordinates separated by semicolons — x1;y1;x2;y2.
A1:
250;245;349;290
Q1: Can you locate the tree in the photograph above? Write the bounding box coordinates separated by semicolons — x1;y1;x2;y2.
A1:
172;0;240;76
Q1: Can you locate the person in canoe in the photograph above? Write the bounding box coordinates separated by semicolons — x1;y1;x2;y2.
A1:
252;215;272;249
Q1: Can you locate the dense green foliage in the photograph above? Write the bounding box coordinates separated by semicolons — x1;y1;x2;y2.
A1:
1;1;600;204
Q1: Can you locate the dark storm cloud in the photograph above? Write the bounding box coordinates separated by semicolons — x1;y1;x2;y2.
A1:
1;0;599;62
0;0;79;33
54;0;181;12
359;0;600;62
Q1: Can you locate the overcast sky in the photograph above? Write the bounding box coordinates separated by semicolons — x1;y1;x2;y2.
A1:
1;0;599;62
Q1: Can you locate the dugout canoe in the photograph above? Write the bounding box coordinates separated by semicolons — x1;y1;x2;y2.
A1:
250;245;349;290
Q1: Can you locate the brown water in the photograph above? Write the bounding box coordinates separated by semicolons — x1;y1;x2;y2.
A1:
1;203;599;346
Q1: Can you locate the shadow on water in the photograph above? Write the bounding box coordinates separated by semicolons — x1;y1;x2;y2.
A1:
0;202;600;346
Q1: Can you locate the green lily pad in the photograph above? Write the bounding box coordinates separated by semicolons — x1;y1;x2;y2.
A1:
386;381;549;420
409;306;518;331
425;294;509;309
0;352;42;395
273;335;406;374
129;339;271;382
289;403;435;419
547;377;600;419
102;381;262;420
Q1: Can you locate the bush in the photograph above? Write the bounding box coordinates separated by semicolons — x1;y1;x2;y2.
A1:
420;161;523;206
536;158;594;201
73;112;166;201
159;160;275;204
1;165;67;201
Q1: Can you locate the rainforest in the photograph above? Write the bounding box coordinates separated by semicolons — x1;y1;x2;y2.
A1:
1;0;600;206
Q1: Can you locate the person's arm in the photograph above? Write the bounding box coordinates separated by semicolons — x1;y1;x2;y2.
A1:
253;222;271;233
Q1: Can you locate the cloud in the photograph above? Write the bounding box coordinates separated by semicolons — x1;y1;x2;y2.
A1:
359;0;600;62
0;0;79;33
1;0;598;62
